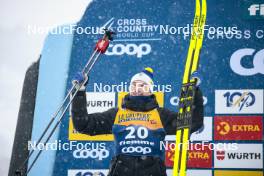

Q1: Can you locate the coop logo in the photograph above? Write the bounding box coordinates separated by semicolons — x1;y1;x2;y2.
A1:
68;170;108;176
121;146;151;154
170;96;208;106
215;90;263;114
248;4;264;16
230;48;264;76
214;144;263;168
105;43;151;58
73;148;109;160
215;116;263;140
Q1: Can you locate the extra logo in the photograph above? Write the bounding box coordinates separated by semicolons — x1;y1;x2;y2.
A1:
165;143;212;168
216;121;230;135
215;89;263;114
73;148;109;160
214;144;263;169
230;48;264;76
105;43;151;58
214;116;263;140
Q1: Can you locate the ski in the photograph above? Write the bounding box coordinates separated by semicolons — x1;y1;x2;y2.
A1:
15;29;115;176
173;0;207;176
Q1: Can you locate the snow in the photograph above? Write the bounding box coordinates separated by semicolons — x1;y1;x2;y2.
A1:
0;0;91;175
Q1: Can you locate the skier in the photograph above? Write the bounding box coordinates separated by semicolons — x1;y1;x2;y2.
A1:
71;67;204;176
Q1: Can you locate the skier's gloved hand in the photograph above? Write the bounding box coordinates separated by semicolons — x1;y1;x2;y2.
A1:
190;71;202;87
72;72;89;91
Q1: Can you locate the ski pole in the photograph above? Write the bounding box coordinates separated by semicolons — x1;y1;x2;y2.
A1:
16;49;98;174
15;28;115;176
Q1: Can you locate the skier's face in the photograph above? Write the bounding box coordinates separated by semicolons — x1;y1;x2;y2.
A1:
130;80;152;96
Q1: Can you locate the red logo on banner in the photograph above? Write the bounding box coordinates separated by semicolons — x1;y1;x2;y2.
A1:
165;143;212;168
216;150;225;160
214;116;263;140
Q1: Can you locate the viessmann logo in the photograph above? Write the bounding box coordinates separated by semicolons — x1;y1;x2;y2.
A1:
214;116;263;140
215;89;263;114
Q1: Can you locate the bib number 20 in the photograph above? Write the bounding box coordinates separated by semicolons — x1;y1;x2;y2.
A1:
125;126;148;139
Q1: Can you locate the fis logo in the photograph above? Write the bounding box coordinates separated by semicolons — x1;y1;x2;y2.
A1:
223;91;255;111
215;90;263;114
230;48;264;76
248;4;264;16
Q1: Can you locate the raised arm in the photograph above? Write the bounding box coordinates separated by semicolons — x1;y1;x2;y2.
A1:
71;90;117;136
158;87;204;135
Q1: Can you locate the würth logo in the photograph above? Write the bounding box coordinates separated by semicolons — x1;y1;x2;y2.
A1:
216;151;225;160
216;151;262;160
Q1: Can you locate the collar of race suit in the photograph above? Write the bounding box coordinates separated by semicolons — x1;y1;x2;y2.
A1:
122;94;159;112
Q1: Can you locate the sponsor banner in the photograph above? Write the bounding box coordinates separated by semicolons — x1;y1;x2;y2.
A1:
230;48;264;76
166;169;212;176
214;143;263;169
215;89;263;114
69;91;163;141
187;143;213;168
190;117;212;141
214;116;263;140
242;0;264;20
69;92;115;141
214;170;263;176
165;143;213;168
166;117;212;141
68;169;108;176
105;43;152;58
85;92;116;113
72;148;110;161
68;118;114;141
